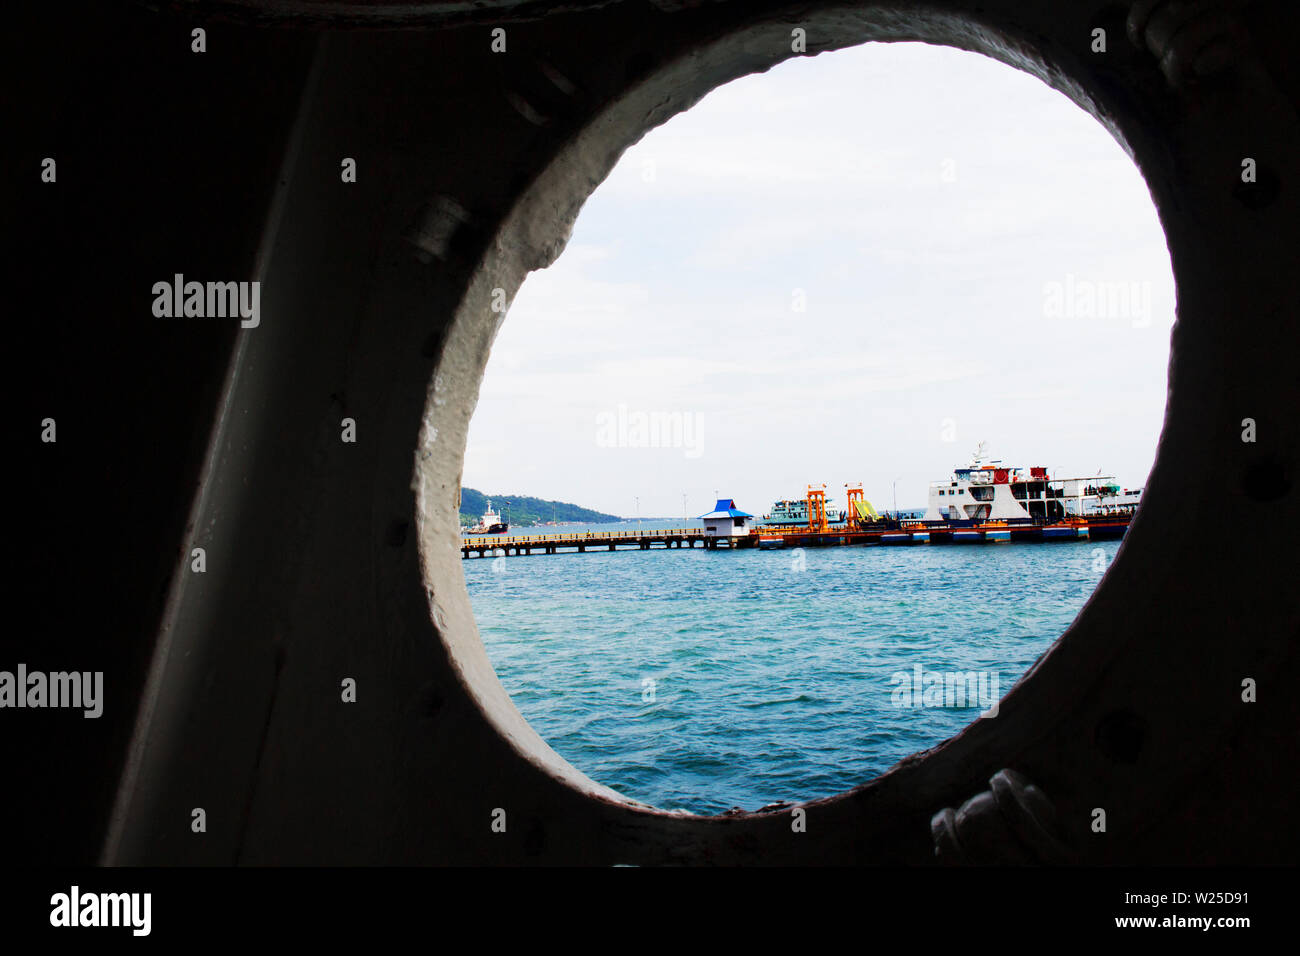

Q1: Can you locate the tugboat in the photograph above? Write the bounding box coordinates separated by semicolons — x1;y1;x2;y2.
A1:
465;500;509;535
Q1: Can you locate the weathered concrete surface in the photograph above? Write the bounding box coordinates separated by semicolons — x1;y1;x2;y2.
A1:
17;0;1296;865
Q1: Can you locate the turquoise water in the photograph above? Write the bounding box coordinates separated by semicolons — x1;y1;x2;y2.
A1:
465;520;1115;814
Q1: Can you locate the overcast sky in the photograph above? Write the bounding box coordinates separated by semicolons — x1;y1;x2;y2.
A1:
464;41;1175;518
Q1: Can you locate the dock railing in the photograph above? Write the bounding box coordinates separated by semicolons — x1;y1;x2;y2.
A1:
461;527;702;546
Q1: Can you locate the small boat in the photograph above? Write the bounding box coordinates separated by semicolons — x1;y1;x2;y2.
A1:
465;501;509;535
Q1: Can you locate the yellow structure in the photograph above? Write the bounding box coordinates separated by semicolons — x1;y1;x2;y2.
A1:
845;484;881;528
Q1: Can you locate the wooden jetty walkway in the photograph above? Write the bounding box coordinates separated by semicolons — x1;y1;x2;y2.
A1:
460;515;1132;558
461;527;714;557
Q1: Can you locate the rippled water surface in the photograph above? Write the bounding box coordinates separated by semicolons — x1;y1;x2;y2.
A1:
465;521;1116;814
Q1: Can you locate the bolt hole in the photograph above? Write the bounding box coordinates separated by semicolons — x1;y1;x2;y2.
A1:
1232;163;1281;210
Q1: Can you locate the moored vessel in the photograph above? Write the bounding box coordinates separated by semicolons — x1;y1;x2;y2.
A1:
922;444;1141;525
465;501;509;535
762;498;844;526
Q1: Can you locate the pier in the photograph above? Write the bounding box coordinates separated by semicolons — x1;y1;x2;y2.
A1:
462;527;715;557
460;516;1132;558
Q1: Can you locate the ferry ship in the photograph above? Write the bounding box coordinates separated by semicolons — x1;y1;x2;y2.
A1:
464;500;509;535
922;445;1141;525
763;498;844;526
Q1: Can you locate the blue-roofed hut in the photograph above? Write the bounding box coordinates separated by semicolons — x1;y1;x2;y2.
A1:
697;499;754;539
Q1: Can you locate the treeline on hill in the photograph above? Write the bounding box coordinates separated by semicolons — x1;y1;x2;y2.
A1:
459;488;621;527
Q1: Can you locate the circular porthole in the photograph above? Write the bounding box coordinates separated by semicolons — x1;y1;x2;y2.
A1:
433;38;1173;814
406;0;1296;866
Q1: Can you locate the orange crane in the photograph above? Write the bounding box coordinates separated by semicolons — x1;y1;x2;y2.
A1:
846;484;865;531
806;484;829;533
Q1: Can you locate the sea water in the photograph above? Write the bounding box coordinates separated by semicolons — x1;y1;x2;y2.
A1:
464;520;1116;814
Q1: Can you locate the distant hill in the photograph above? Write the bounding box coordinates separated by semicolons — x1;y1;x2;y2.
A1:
460;488;621;527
